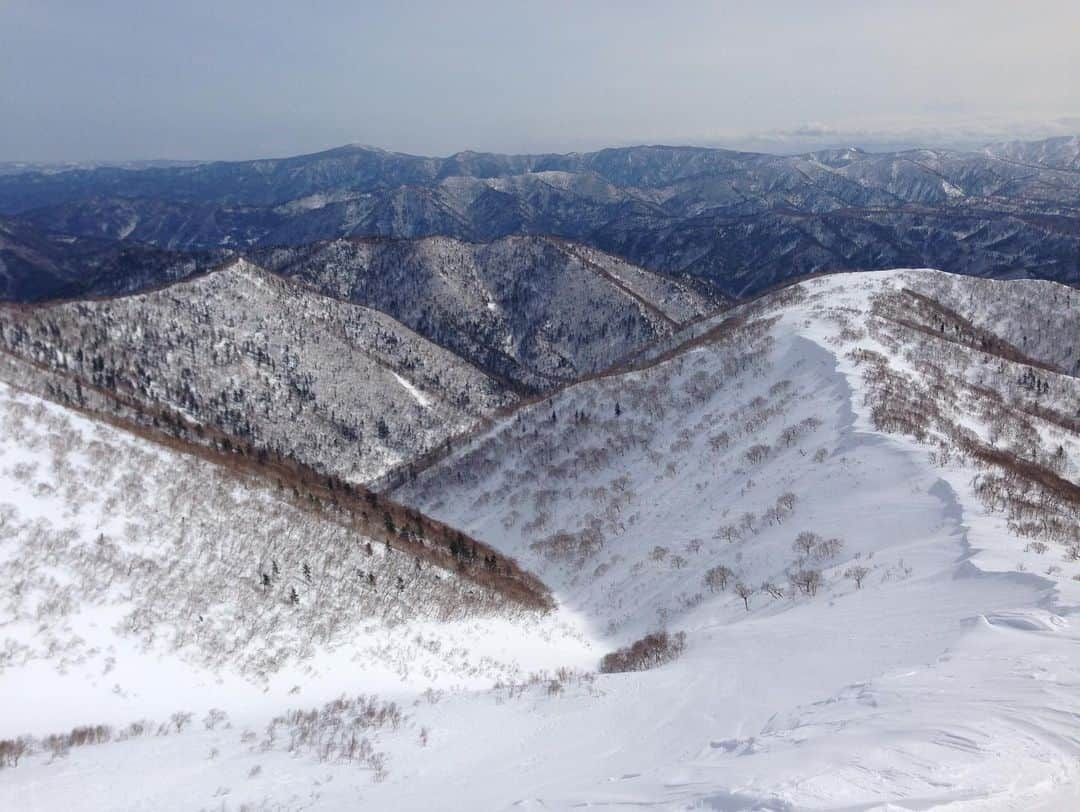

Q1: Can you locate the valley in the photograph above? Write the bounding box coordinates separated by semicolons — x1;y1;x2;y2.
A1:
2;263;1077;809
4;4;1079;807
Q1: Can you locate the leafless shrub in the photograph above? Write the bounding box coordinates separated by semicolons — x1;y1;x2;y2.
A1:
2;721;120;770
44;736;69;761
779;417;823;448
669;434;693;455
171;711;193;733
792;531;821;557
0;738;29;768
760;580;784;600
530;519;605;565
734;581;754;611
744;444;771;465
203;708;229;731
790;568;823;597
769;379;793;397
738;512;757;536
118;721;149;740
521;510;552;537
716;524;740;543
704;565;734;592
844;565;870;589
708;432;731;452
813;537;844;561
598;630;687;673
265;694;401;779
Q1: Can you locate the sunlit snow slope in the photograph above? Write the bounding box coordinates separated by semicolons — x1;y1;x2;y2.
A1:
3;269;1079;810
385;269;1080;810
0;380;589;808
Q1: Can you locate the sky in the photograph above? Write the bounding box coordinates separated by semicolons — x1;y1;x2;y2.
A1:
1;0;1078;162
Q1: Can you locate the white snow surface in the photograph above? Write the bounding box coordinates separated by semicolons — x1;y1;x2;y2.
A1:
391;370;432;408
3;269;1080;810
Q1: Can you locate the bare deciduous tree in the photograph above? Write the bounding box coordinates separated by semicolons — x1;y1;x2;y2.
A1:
793;531;821;557
813;537;844;560
734;581;753;611
791;568;823;597
704;565;734;593
844;565;870;589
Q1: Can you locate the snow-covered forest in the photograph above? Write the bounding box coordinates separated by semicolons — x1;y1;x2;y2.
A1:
2;263;1078;810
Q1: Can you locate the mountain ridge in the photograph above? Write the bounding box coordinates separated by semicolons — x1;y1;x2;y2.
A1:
2;135;1078;296
3;266;1080;810
0;257;517;484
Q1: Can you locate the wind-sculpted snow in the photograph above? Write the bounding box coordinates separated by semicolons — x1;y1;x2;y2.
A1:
4;269;1080;810
379;268;1080;808
255;235;717;391
0;259;515;484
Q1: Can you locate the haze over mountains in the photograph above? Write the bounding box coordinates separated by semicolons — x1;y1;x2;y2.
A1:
0;215;226;301
0;135;1078;302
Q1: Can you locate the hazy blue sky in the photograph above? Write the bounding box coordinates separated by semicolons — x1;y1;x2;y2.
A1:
2;0;1078;161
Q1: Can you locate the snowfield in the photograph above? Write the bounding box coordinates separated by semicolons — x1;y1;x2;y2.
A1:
2;269;1079;810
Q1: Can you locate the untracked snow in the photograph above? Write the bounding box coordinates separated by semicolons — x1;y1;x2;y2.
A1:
3;269;1080;810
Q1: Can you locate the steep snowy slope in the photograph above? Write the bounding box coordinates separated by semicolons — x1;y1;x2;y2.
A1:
398;270;1078;628
907;272;1080;376
255;235;718;392
0;378;586;797
378;269;1079;808
0;258;515;484
4;270;1079;810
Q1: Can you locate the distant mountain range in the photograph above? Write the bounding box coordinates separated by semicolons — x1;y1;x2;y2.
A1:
0;135;1077;298
0;215;226;300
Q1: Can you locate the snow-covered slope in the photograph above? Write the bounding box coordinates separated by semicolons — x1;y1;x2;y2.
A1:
906;272;1080;376
256;235;719;392
3;269;1079;810
0;258;515;484
382;269;1079;808
0;378;588;801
